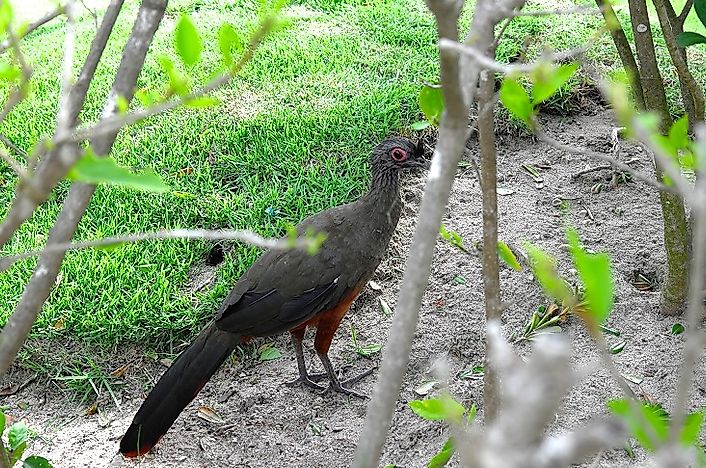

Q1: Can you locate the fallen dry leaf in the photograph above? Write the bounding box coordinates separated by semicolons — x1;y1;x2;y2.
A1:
160;358;173;368
53;317;65;330
110;364;129;378
85;403;98;416
197;406;224;424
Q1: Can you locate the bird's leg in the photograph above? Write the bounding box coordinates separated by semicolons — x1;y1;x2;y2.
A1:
284;330;326;390
316;351;373;399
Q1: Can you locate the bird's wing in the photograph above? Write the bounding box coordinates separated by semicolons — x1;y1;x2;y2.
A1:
214;276;341;336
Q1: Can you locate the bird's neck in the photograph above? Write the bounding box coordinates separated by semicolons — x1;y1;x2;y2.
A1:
367;166;399;199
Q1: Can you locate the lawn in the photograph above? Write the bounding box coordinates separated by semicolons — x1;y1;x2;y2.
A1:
0;0;705;360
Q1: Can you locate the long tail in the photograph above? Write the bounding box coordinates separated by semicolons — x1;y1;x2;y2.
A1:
120;325;240;457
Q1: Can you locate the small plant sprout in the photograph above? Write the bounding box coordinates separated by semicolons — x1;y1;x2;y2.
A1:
0;411;52;467
350;326;382;358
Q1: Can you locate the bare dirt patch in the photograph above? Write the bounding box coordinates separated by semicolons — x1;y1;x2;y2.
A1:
2;109;702;467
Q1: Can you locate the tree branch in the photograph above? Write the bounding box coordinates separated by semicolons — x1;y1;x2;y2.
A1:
0;3;272;252
0;0;145;377
0;228;316;272
0;4;66;55
353;0;525;464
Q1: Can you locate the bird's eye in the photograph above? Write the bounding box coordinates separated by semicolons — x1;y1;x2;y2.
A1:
391;148;408;162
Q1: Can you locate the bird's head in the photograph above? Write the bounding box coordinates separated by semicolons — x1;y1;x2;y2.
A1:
371;136;428;172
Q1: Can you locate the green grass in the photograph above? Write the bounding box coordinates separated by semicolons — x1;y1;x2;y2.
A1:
1;0;706;370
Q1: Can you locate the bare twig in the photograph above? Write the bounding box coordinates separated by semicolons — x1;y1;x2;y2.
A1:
0;228;315;272
442;28;603;74
677;0;693;25
0;4;66;55
57;0;77;131
0;134;27;159
535;126;680;195
571;164;613;179
0;29;32;126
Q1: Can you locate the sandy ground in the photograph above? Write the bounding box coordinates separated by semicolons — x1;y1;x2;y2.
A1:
1;109;703;467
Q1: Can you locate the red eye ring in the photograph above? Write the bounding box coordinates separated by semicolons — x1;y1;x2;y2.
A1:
391;147;408;162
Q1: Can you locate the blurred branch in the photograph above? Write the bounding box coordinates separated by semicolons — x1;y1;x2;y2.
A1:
0;228;316;272
0;3;66;55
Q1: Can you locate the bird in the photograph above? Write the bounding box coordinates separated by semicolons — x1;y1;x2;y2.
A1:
119;136;427;457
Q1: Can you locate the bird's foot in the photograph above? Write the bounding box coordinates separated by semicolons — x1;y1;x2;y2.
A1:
284;375;327;391
320;367;375;399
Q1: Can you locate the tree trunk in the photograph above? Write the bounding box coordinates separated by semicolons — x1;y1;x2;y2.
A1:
478;61;501;422
595;0;646;110
628;0;689;315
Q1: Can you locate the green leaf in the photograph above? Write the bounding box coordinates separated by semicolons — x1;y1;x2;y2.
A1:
681;411;705;446
0;0;13;35
0;61;20;82
428;437;454;468
439;224;468;253
609;340;626;354
524;244;572;303
677;31;706;47
0;411;5;433
135;88;161;107
175;14;202;66
668;115;689;150
672;323;685;335
607;400;669;452
531;62;578;105
411;121;430;131
115;95;129;114
259;346;281;361
158;55;190;96
68;149;169;193
409;397;465;421
23;456;53;468
356;343;382;357
497;241;522;271
695;0;706;30
185;96;221;108
9;441;26;465
566;229;613;325
217;23;243;67
500;78;532;126
8;421;28;451
419;86;444;126
467;403;477;422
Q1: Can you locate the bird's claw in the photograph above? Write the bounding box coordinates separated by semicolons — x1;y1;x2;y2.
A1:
284;375;326;391
318;367;375;399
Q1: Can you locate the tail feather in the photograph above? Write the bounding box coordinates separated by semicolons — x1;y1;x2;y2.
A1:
120;325;239;457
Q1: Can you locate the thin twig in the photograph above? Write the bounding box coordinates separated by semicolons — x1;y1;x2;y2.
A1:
571;164;613;179
0;4;66;55
535;127;677;194
0;228;315;272
0;134;27;159
57;0;77;132
60;19;273;147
